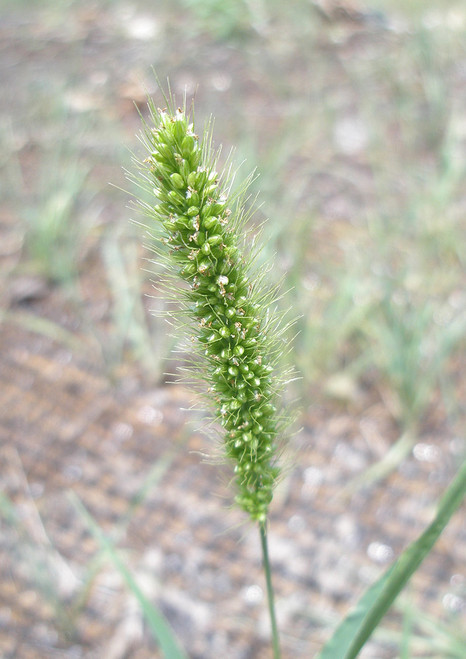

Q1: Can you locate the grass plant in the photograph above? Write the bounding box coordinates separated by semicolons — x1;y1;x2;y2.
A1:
132;88;294;656
22;150;89;286
394;596;466;659
71;491;189;659
318;458;466;658
3;2;466;657
0;452;79;639
101;226;169;380
0;445;182;645
126;83;466;658
180;0;259;40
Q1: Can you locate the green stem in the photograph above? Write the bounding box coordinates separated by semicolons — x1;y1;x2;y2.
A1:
259;520;281;659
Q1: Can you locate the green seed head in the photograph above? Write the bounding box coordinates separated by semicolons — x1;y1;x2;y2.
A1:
134;94;292;522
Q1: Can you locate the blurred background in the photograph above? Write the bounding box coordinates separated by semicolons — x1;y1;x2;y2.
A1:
1;1;465;657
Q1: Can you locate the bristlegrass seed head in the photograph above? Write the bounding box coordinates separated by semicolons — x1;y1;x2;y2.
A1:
132;93;291;522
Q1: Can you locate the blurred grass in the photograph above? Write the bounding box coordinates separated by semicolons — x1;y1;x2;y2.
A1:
319;458;466;658
2;0;463;465
2;3;463;452
1;0;465;655
71;491;189;659
0;446;182;643
22;149;90;285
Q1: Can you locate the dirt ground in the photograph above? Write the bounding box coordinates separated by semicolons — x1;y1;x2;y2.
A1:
1;313;464;659
1;2;465;658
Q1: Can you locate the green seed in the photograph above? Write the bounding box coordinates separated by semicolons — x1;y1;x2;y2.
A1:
207;234;222;245
203;215;219;228
170;173;184;189
181;135;195;157
187;171;197;187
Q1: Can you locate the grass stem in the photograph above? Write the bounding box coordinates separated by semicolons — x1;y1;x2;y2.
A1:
259;520;281;659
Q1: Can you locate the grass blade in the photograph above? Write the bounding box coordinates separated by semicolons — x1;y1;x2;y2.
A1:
318;458;466;659
70;492;188;659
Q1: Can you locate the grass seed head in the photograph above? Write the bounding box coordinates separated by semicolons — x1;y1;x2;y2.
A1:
135;94;291;522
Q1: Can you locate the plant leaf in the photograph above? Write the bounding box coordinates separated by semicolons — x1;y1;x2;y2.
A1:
70;492;188;659
318;458;466;659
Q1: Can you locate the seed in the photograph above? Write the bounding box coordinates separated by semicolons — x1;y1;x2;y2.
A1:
170;173;184;189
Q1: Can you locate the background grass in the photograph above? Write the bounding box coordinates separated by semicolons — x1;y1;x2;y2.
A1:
1;1;465;657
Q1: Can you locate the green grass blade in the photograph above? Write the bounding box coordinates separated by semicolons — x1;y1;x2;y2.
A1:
1;310;87;352
318;458;466;659
69;492;188;659
69;450;180;619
